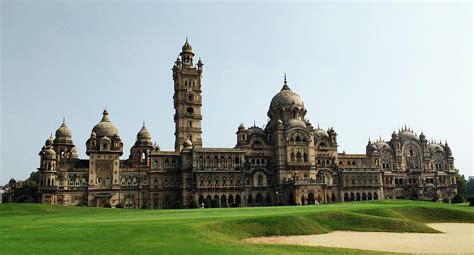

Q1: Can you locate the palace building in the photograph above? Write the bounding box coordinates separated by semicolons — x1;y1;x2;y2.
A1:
37;39;458;208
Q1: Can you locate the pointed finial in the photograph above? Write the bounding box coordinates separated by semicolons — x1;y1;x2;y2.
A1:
50;133;53;139
142;121;146;128
281;73;290;91
253;120;256;127
318;123;320;129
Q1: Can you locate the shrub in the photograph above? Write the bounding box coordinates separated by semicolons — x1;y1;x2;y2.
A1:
115;203;123;208
189;199;199;209
442;198;450;203
173;201;182;209
467;197;474;206
203;198;211;208
104;203;112;208
210;198;220;208
141;204;147;209
452;194;464;204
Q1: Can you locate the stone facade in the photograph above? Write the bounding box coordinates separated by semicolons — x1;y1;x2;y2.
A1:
37;40;458;208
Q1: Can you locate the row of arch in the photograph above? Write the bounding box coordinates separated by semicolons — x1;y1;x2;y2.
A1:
197;155;241;168
343;192;379;201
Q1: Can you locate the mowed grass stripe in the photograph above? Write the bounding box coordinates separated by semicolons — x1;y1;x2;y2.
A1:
0;200;472;255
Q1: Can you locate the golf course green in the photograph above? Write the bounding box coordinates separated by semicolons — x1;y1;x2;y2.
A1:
0;200;473;254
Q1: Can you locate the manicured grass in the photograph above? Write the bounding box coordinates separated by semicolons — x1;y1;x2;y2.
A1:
0;200;472;255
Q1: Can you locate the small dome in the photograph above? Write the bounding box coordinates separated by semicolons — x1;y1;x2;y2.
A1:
247;126;265;137
366;141;378;154
428;143;445;154
181;38;193;53
238;123;246;131
374;141;391;151
55;118;73;144
277;119;283;125
443;142;452;157
43;147;56;160
314;128;329;138
91;109;119;138
45;136;54;146
287;119;306;129
135;122;152;146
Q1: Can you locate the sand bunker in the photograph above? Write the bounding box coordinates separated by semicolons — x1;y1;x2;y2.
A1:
244;223;474;254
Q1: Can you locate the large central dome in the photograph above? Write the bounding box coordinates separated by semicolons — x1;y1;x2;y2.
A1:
269;81;304;111
92;109;119;138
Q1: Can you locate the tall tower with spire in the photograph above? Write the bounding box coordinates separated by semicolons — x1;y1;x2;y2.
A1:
172;38;203;151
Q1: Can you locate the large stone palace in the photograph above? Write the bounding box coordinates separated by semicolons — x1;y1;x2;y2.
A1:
38;39;458;208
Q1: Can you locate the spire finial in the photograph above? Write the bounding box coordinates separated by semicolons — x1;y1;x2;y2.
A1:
142;121;146;128
50;133;53;139
281;73;290;91
62;117;66;126
253;120;256;127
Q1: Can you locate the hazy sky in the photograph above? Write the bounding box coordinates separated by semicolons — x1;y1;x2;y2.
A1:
1;1;472;184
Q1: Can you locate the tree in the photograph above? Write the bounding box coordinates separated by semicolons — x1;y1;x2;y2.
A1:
455;173;467;198
452;194;464;204
203;198;211;208
189;199;198;209
467;178;474;197
173;200;182;209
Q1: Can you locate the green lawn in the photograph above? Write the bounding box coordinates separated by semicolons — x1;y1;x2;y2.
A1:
0;200;473;255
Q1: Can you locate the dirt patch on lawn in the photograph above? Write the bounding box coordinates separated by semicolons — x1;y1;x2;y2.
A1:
244;223;474;254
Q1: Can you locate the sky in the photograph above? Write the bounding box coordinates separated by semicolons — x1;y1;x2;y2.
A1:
0;1;472;184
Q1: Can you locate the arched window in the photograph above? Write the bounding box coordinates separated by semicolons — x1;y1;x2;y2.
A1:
303;153;308;162
296;135;301;142
258;175;264;186
296;152;302;163
186;107;194;115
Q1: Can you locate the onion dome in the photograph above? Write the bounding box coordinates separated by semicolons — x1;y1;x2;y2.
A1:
277;119;283;125
366;140;378;154
135;122;152;146
153;142;160;151
91;109;119;138
287;119;306;129
269;75;304;113
314;128;329;138
45;135;54;147
443;142;452;157
428;143;445;154
43;147;56;160
374;141;391;151
54;118;73;144
181;37;193;54
247;126;265;137
238;123;246;131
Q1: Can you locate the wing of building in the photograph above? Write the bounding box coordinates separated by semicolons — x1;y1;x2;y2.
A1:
37;39;458;208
